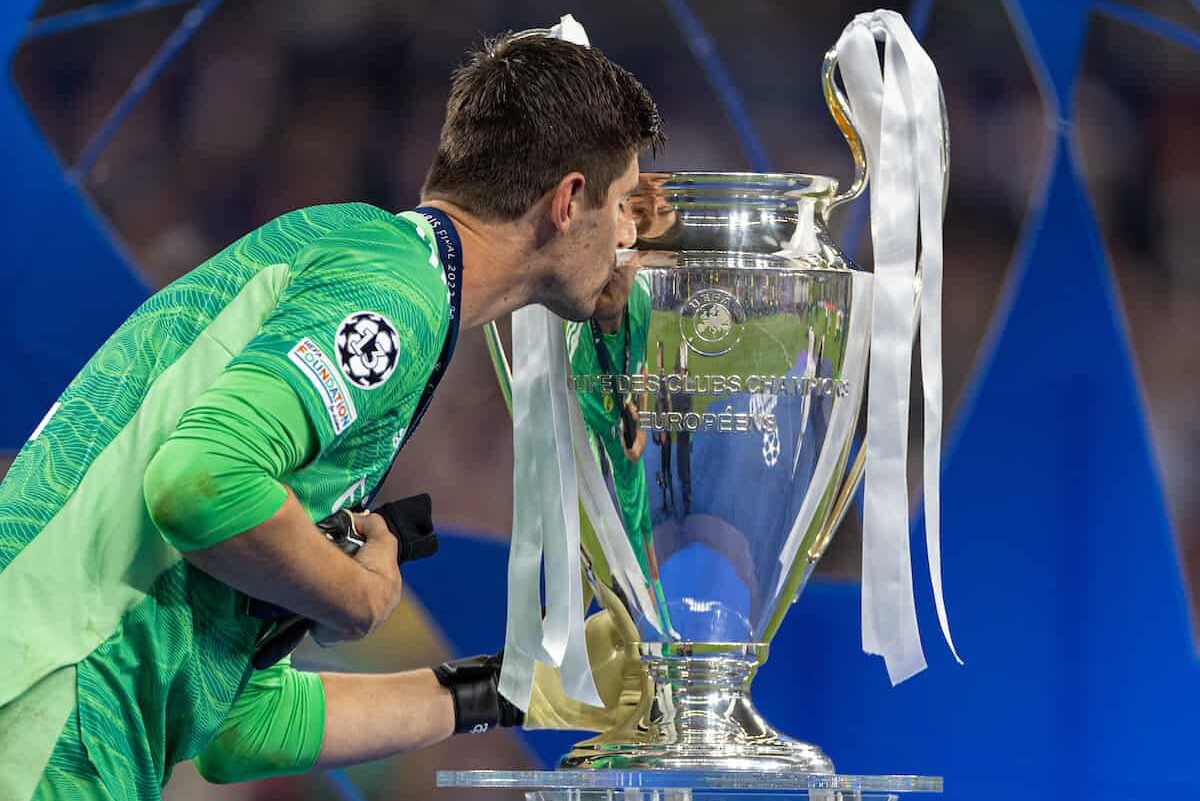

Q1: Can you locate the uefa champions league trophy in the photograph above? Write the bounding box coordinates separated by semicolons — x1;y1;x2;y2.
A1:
446;10;954;797
549;68;876;772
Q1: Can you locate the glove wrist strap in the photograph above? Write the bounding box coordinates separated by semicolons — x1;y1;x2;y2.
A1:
446;677;500;735
432;655;524;735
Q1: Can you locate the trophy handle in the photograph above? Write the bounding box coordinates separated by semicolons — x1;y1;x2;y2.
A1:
796;50;869;567
819;47;951;221
820;48;868;219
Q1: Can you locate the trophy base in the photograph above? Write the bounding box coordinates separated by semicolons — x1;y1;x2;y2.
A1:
438;769;944;800
528;789;906;801
559;734;835;772
560;643;835;772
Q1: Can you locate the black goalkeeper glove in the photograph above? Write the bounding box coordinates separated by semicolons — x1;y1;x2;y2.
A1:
246;493;438;669
432;652;525;735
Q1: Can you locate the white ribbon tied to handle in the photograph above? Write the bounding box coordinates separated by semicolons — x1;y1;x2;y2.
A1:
835;9;962;684
498;14;604;712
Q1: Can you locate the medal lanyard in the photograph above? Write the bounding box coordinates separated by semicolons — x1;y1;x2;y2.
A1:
589;309;631;407
363;206;463;506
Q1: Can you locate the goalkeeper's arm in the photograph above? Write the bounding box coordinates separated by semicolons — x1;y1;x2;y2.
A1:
194;655;519;783
194;613;634;783
143;362;402;641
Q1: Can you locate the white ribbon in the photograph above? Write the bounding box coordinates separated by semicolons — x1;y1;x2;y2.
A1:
549;12;589;45
498;14;603;712
835;9;962;684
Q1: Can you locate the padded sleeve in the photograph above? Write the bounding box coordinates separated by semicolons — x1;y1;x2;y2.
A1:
192;657;326;784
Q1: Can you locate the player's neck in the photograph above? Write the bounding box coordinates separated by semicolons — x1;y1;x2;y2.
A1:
420;200;542;330
594;309;624;335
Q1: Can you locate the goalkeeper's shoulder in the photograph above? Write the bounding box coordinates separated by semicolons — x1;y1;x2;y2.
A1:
291;212;451;314
298;211;439;273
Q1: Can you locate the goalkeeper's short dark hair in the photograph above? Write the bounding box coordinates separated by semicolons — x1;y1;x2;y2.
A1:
421;33;664;221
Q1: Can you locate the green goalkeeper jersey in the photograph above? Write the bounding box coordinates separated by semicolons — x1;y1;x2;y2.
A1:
0;203;451;798
566;275;653;572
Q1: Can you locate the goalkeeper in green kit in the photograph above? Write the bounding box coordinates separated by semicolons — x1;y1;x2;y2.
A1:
0;28;662;801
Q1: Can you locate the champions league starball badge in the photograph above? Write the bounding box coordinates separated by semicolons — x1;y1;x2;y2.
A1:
336;311;400;389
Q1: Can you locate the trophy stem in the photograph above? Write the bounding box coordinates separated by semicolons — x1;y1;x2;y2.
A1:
559;643;835;773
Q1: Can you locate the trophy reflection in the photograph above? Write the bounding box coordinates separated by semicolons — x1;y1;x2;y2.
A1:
568;241;681;630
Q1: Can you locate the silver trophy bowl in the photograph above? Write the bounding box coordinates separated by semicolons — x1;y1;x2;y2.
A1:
557;169;871;772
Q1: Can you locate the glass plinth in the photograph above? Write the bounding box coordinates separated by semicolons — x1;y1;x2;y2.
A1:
437;770;942;801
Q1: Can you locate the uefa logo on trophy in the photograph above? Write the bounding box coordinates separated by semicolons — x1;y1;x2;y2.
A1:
680;289;746;357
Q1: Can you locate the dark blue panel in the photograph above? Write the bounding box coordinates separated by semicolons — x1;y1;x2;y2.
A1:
1006;0;1092;102
0;2;147;448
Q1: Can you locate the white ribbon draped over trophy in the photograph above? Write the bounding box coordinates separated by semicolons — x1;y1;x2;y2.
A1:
498;14;607;712
834;9;963;683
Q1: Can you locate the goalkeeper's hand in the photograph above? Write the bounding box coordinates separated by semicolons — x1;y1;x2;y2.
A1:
247;494;437;669
435;571;647;736
433;608;645;735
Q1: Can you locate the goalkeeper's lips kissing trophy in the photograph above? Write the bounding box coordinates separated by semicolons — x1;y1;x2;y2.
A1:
483;9;961;780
